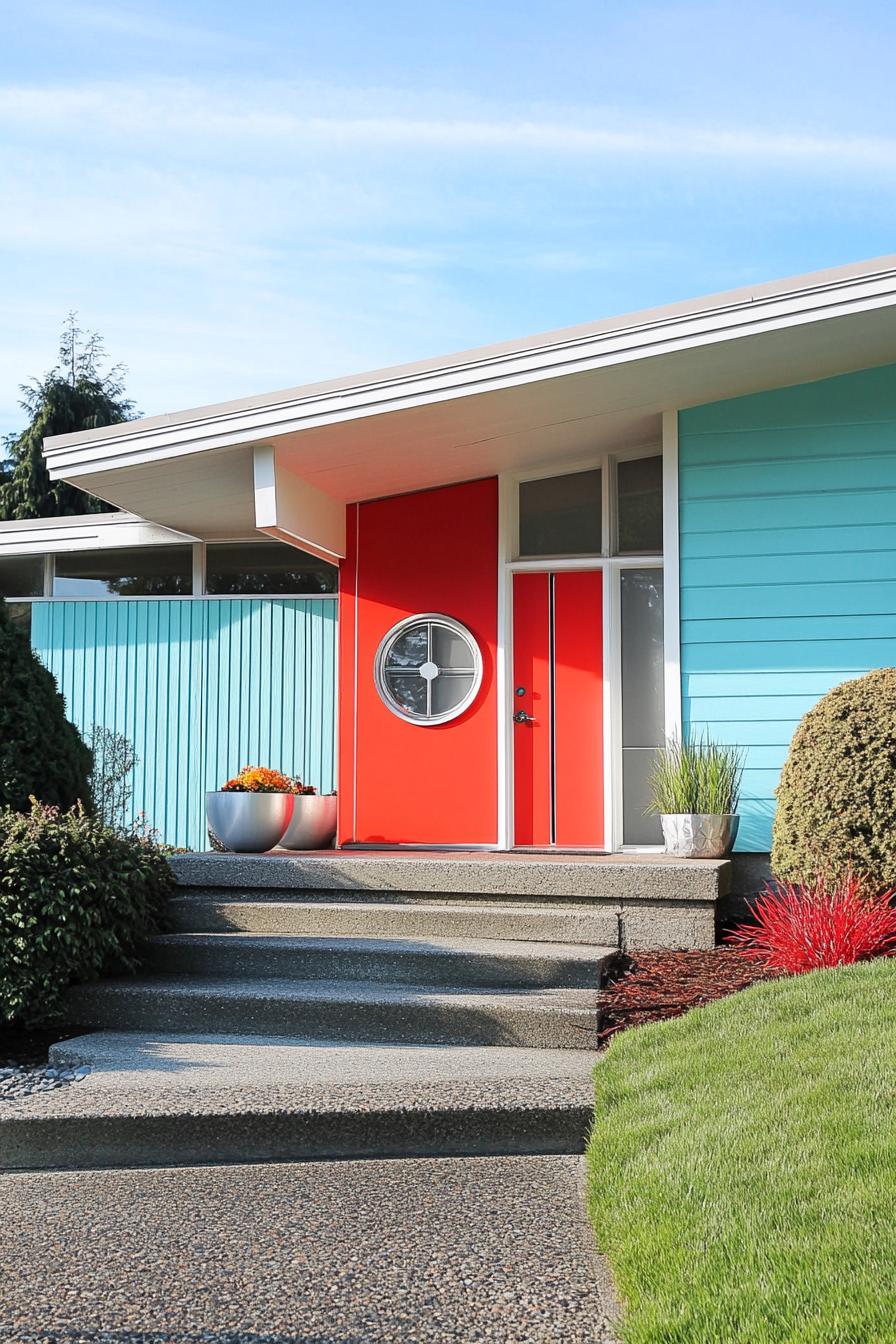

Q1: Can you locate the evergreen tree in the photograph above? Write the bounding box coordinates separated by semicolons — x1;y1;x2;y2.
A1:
0;598;93;812
0;314;136;520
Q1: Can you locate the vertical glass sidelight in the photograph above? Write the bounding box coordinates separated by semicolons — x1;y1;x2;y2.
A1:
620;569;665;844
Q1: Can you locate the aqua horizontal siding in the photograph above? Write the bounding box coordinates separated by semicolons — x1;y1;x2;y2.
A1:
31;598;337;850
680;361;896;853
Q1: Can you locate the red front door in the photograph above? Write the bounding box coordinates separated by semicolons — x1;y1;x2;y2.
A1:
512;570;604;848
338;478;499;846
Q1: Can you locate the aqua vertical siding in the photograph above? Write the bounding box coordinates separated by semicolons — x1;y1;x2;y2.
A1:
31;598;338;850
679;361;896;852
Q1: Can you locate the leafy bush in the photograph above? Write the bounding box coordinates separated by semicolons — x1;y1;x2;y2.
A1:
87;724;137;830
647;734;744;815
0;597;92;812
772;669;896;885
0;800;173;1025
727;871;896;973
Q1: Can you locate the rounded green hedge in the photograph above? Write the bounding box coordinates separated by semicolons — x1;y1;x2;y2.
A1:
0;597;92;812
0;801;173;1026
772;668;896;888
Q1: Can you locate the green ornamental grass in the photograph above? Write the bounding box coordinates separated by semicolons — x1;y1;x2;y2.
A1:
647;734;744;816
587;961;896;1343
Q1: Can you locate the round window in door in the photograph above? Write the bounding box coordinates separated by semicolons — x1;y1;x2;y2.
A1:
374;613;483;725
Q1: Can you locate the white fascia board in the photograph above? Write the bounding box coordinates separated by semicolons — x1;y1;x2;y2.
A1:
0;512;197;556
253;444;346;562
44;257;896;480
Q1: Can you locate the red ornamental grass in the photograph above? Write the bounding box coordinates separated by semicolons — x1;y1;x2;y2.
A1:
727;872;896;974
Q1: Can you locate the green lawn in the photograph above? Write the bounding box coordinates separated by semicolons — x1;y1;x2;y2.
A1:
587;959;896;1344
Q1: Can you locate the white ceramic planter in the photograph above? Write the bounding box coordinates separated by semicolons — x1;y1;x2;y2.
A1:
206;791;294;853
661;813;739;859
280;794;338;850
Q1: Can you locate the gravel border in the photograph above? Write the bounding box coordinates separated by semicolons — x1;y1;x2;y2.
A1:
0;1063;91;1102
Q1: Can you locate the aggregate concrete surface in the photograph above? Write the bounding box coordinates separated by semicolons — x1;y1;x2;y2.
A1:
170;848;727;903
46;1032;599;1091
0;1155;619;1343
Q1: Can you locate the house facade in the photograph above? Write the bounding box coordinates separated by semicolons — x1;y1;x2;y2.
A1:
2;255;896;857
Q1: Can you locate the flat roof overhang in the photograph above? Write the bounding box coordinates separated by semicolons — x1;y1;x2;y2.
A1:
43;255;896;559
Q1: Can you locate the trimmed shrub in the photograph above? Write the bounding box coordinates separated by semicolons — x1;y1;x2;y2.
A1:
728;872;896;973
772;668;896;886
0;801;173;1025
0;597;92;812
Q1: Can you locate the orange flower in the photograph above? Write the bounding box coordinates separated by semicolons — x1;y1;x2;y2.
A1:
220;766;296;794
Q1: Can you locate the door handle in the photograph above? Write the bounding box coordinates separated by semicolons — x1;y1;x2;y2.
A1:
513;709;536;724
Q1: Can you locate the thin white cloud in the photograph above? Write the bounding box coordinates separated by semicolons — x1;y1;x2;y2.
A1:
1;79;895;171
1;69;892;434
27;2;257;54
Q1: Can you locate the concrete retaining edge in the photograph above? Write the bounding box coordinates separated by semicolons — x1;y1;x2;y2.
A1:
0;1101;594;1172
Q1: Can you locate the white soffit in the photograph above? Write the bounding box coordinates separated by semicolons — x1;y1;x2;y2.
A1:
42;255;896;533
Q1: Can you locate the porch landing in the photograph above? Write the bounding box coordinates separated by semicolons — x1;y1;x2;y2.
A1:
170;850;730;951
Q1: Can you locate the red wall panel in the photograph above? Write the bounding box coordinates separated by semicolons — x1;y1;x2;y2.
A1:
339;479;498;845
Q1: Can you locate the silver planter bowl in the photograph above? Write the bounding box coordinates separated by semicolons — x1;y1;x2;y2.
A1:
206;791;294;853
280;794;338;851
661;813;739;859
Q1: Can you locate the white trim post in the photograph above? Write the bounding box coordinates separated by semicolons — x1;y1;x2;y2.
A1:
662;410;683;743
192;542;206;596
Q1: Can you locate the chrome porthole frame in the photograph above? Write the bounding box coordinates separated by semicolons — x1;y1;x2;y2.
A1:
373;612;484;725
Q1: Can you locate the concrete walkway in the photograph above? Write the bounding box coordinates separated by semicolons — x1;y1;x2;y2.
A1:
0;1154;619;1343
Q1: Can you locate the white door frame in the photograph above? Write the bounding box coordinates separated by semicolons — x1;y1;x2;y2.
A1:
497;436;678;852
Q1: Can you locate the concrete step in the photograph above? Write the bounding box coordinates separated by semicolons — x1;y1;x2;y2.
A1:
170;851;727;903
144;933;614;989
167;896;624;945
2;1032;598;1171
167;853;729;951
65;976;598;1049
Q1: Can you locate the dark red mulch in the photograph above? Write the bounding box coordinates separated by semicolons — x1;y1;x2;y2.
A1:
598;948;778;1046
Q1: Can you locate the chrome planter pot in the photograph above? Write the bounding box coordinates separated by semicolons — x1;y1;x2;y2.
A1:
206;791;294;853
280;794;338;851
661;813;739;859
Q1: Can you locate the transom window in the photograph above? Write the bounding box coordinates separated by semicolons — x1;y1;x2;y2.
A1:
54;546;192;597
0;539;336;600
518;468;603;557
516;453;662;559
0;554;44;599
205;541;337;594
374;614;483;725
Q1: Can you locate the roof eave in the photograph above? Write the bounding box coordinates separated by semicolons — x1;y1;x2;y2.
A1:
44;253;896;480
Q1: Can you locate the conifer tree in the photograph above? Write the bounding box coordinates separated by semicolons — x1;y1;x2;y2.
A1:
0;314;136;519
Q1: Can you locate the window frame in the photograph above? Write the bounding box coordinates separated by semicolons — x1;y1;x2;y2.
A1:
501;443;668;854
373;612;484;727
51;543;195;600
510;445;663;563
2;540;339;603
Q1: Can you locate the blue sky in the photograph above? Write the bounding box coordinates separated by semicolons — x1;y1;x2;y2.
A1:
1;1;895;433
